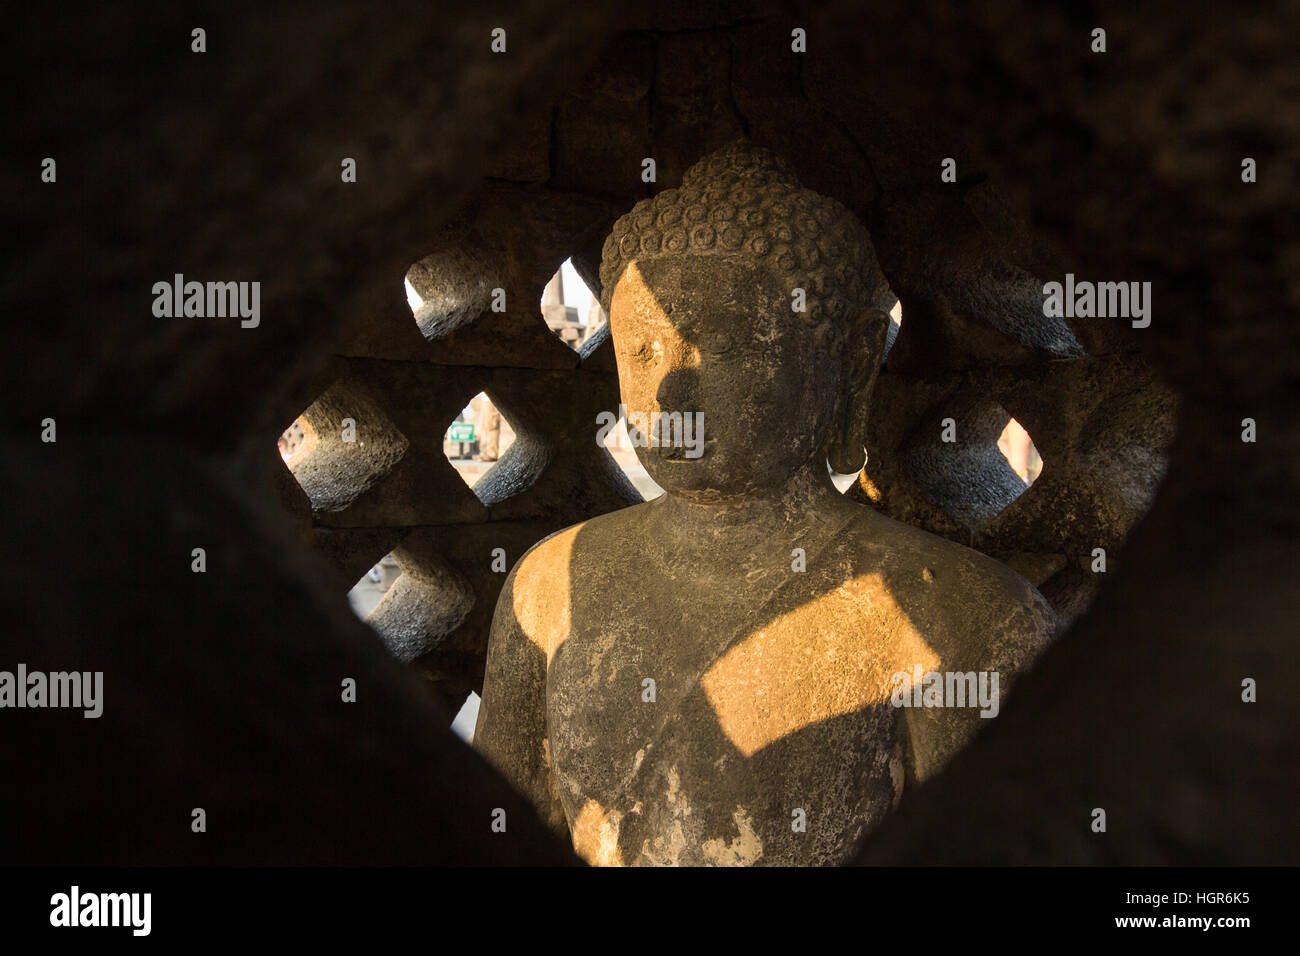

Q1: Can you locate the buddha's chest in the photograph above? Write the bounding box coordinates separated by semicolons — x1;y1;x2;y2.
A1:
542;583;911;865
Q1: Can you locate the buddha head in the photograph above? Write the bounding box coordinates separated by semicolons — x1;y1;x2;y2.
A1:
599;140;892;501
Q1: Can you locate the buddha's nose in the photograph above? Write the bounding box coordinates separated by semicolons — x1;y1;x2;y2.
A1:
655;365;699;415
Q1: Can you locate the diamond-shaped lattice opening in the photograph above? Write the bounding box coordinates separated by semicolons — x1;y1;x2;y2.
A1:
541;257;606;352
882;298;903;360
371;554;478;665
347;553;401;621
900;398;1045;532
443;391;518;492
282;382;410;513
356;547;476;665
404;245;500;341
997;417;1044;486
278;416;316;465
464;387;557;509
828;454;866;495
451;692;481;744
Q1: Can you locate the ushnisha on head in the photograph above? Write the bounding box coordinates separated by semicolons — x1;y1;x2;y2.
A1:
599;140;891;495
601;141;881;355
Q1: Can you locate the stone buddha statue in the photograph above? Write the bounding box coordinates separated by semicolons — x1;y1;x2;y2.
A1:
475;141;1056;866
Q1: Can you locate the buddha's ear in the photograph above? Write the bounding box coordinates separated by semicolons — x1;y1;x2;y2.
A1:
827;308;891;474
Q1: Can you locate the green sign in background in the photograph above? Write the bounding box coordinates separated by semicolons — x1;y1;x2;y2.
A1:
448;422;476;442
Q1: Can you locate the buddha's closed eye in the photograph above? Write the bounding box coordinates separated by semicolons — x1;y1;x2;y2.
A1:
632;339;665;366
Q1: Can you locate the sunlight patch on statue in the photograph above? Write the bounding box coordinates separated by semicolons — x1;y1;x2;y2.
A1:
572;798;626;866
700;575;940;757
512;524;580;663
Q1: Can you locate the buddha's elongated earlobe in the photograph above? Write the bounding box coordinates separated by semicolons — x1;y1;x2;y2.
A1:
827;309;890;474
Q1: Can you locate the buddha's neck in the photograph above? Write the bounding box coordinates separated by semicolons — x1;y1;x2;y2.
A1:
655;461;850;538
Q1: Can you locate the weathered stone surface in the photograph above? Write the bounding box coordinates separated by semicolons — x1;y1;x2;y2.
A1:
367;549;477;665
475;145;1057;865
397;520;581;703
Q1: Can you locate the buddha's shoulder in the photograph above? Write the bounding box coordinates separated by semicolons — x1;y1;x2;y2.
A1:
840;507;1057;641
509;502;656;591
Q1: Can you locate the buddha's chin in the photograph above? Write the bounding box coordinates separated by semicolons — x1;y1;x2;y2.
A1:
638;439;715;477
642;460;728;497
643;459;761;501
